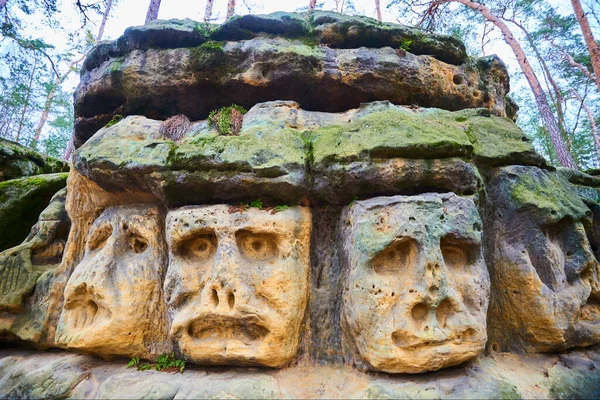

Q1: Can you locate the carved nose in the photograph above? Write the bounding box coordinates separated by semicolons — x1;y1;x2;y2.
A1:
204;281;236;311
410;296;455;340
201;239;247;312
425;258;447;292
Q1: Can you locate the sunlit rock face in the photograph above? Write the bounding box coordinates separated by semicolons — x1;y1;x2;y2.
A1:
56;205;168;358
485;166;600;353
341;193;489;373
164;205;312;367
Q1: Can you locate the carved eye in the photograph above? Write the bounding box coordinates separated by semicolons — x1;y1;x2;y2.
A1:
441;237;478;272
129;234;148;254
237;230;278;262
371;238;417;275
177;231;217;262
87;224;112;251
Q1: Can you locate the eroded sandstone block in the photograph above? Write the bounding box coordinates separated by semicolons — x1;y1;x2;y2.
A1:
55;205;169;358
341;193;489;373
74;12;512;147
165;205;312;367
485;166;600;352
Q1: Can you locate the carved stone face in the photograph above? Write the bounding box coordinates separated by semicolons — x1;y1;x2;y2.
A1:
0;188;70;312
56;205;168;357
341;194;489;373
165;205;311;367
485;166;600;352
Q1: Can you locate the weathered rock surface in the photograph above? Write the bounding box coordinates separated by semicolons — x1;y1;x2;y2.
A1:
483;166;600;353
1;347;600;399
73;101;541;206
0;173;68;252
341;194;489;373
165;205;311;367
0;139;69;183
73;12;513;148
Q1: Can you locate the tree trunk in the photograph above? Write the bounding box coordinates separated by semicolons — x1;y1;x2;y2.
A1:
508;20;574;155
571;0;600;94
97;0;113;41
145;0;161;23
16;56;37;144
0;0;7;11
440;0;578;169
33;0;113;152
226;0;235;19
375;0;382;21
308;0;317;11
204;0;214;22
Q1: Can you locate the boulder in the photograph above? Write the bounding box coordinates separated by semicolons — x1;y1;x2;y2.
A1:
0;139;69;182
73;101;541;206
73;12;513;148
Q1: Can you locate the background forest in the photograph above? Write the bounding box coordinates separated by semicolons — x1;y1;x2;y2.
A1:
0;0;598;171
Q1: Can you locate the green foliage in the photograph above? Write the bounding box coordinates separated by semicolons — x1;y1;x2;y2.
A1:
193;23;216;37
398;39;413;51
208;104;247;135
127;353;186;373
249;199;263;209
272;205;289;213
105;115;124;128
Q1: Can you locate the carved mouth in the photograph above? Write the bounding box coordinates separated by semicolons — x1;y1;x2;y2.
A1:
186;315;270;342
392;328;477;350
64;299;101;330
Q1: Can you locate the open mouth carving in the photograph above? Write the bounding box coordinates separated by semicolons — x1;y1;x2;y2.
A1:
186;315;270;342
392;328;477;350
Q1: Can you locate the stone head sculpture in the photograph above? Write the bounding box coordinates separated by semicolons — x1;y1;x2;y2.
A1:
164;205;312;367
485;166;600;352
341;193;489;373
56;205;168;357
0;188;69;313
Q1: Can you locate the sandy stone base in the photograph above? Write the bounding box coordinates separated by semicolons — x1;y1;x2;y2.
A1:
1;346;599;399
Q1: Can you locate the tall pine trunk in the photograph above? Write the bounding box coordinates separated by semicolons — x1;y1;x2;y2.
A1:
145;0;161;23
34;0;113;151
571;0;600;93
204;0;214;22
375;0;382;21
442;0;578;169
226;0;235;19
16;57;38;143
308;0;317;11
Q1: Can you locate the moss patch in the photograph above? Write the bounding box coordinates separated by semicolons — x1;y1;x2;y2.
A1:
311;106;472;166
510;167;589;223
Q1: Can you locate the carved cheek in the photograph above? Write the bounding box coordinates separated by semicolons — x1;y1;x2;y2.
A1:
254;256;307;318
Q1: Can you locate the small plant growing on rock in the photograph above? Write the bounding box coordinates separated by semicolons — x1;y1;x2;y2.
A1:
159;114;191;141
249;199;263;209
127;353;185;373
272;205;289;213
105;114;123;128
208;104;247;136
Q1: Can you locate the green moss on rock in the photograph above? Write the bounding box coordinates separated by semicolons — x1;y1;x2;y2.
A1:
311;105;472;166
